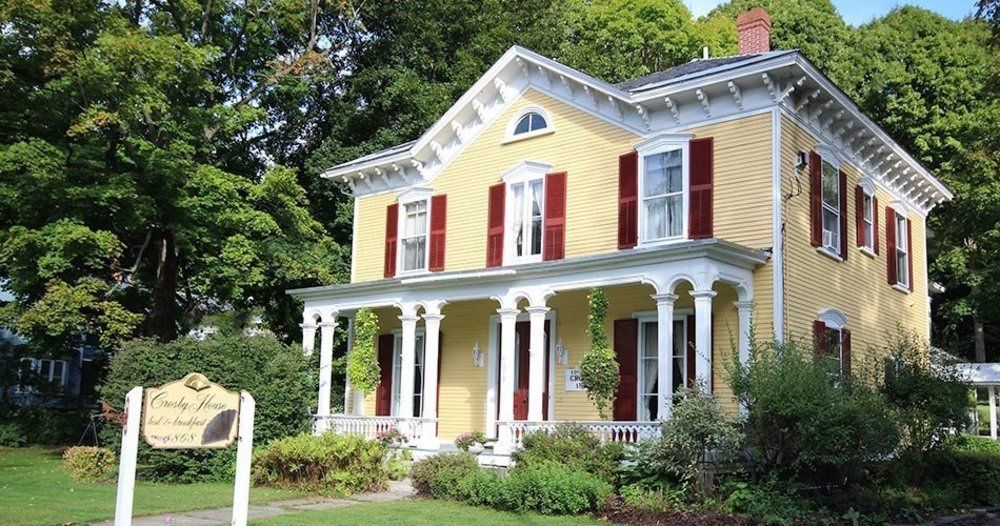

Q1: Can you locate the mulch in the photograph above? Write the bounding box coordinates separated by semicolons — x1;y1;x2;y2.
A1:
597;497;750;526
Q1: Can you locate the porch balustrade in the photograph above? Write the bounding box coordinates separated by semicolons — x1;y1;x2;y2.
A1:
313;414;435;445
497;420;661;449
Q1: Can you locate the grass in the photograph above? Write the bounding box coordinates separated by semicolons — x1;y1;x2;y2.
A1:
0;446;307;526
250;499;606;526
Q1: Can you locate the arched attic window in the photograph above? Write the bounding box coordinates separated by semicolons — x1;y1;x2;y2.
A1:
505;107;553;142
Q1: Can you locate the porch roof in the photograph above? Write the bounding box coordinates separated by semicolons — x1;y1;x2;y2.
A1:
954;363;1000;386
288;238;768;303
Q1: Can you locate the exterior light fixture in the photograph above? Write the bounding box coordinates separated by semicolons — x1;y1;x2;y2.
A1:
472;341;484;368
555;339;569;365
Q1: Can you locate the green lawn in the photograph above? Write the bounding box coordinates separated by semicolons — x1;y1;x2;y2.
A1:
250;499;606;526
0;446;307;526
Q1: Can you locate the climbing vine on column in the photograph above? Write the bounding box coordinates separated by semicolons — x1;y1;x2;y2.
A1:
580;287;619;418
347;308;381;394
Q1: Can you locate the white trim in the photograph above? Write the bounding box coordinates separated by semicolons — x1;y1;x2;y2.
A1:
859;246;877;259
634;134;691;246
635;312;689;422
503;105;555;143
500;160;552;184
816;246;843;262
485;309;557;434
389;328;426;417
350;195;360;283
771;108;784;342
817;307;848;329
858;176;877;196
398;187;434;204
892;283;911;294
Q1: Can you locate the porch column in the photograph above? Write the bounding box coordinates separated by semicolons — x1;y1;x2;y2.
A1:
496;307;519;454
301;323;317;357
653;293;677;420
316;317;337;432
343;317;355;414
734;300;754;367
990;386;997;441
421;307;444;449
526;306;549;422
691;290;716;392
398;313;420;420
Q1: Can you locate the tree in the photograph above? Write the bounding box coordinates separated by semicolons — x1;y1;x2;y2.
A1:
838;8;997;361
0;0;353;348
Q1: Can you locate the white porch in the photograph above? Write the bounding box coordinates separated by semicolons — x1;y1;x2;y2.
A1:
290;240;766;459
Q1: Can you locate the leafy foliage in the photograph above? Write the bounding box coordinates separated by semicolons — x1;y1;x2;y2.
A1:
454;431;487;451
251;432;389;495
347;308;381;394
98;334;314;482
62;446;116;482
410;452;480;496
642;386;742;489
729;338;899;485
0;422;26;447
579;288;618;418
511;424;624;484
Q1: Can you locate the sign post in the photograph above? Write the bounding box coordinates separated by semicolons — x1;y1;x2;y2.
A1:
113;373;255;526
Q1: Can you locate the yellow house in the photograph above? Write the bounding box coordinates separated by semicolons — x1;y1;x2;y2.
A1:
288;9;951;463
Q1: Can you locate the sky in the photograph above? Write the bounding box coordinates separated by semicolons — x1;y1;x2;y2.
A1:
684;0;979;26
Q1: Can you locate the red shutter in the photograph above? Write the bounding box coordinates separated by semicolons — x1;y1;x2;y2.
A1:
429;195;447;272
375;334;394;416
841;329;852;376
613;319;638;421
618;151;638;249
384;204;398;278
686;315;696;388
486;183;505;267
813;320;828;359
689;137;714;239
839;170;848;260
543;171;567;261
809;151;822;247
886;206;897;285
873;196;880;255
855;186;865;248
907;217;914;292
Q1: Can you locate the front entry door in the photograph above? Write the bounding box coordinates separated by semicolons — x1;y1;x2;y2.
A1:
498;320;550;421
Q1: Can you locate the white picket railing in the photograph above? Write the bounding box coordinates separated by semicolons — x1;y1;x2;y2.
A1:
313;414;434;445
498;421;661;449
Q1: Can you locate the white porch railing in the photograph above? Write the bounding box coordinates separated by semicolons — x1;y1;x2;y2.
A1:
498;421;661;449
313;414;435;445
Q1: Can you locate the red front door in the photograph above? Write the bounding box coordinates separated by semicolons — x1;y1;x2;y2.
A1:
498;320;550;421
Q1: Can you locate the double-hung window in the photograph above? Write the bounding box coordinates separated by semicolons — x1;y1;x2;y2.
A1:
510;178;544;261
821;159;841;253
639;142;687;243
895;214;909;288
861;191;875;252
400;200;428;272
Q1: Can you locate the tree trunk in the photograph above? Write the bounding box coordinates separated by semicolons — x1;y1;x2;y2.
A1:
146;229;180;341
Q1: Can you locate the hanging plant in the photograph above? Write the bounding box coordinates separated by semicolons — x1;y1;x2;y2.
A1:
347;308;381;395
579;287;619;418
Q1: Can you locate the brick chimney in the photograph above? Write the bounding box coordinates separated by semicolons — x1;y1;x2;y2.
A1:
736;7;772;55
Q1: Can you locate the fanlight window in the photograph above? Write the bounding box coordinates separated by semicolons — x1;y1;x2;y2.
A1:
513;112;548;135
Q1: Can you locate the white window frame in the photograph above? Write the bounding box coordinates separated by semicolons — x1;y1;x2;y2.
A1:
396;187;433;276
817;308;847;372
859;178;876;257
390;328;426;418
635;309;692;422
503;106;554;143
895;211;910;291
501;161;551;265
634;134;692;247
18;358;68;392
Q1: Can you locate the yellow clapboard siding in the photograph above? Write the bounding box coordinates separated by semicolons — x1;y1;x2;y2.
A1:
780;116;929;367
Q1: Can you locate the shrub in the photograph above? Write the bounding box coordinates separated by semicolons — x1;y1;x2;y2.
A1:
722;480;817;526
454;431;486;451
252;432;388;495
864;330;970;456
917;450;1000;507
410;452;479;496
729;338;899;485
98;334;314;482
943;434;1000;455
14;406;91;445
511;424;624;483
505;462;613;515
642;386;742;490
0;421;26;447
453;467;506;506
62;446;116;482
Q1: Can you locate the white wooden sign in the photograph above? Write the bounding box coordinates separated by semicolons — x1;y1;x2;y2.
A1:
565;368;585;391
114;374;255;526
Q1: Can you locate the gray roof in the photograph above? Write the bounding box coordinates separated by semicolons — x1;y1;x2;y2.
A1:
328;140;416;172
616;50;796;93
